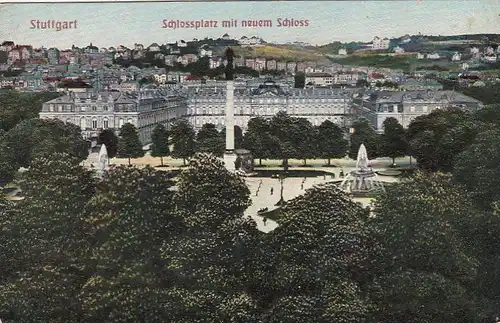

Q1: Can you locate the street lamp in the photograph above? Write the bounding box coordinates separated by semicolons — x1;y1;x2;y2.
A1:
275;172;286;206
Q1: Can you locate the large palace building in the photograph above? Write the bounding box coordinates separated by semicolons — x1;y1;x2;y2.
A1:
39;79;484;146
351;89;483;132
40;88;187;144
185;80;356;131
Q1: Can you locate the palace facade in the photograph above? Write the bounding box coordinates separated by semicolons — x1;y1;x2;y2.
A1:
351;89;483;131
40;88;187;144
185;80;356;131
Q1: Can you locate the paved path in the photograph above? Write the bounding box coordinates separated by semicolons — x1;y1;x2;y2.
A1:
244;175;337;232
83;154;408;233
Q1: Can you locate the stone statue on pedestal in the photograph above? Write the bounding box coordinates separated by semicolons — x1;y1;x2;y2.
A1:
225;47;234;81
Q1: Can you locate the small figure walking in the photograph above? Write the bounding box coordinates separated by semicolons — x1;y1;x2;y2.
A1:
270;187;274;195
301;183;304;190
263;216;268;226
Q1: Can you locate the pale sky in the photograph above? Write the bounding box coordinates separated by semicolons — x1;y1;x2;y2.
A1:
1;1;499;49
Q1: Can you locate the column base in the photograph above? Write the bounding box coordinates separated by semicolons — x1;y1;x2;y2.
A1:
223;151;237;171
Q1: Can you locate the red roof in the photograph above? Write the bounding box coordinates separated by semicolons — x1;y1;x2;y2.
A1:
370;73;385;79
185;75;204;80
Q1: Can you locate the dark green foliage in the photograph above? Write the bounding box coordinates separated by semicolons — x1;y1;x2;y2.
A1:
292;118;316;165
80;166;177;322
315;120;348;165
0;91;62;132
242;117;275;165
368;173;481;323
294;72;305;88
269;111;297;169
150;123;170;165
454;129;500;209
348;119;379;160
196;123;225;157
117;123;144;164
170;119;196;165
0;118;89;185
406;107;481;172
98;129;118;159
379;117;408;164
258;183;372;322
0;154;96;322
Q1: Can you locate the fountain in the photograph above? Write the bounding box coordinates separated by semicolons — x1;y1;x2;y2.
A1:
98;144;109;176
338;143;385;196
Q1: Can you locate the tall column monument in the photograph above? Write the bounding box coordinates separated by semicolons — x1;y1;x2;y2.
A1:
223;47;237;170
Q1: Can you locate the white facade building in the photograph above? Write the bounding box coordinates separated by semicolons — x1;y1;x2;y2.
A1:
352;90;483;132
372;37;390;50
40;89;187;144
185;80;354;132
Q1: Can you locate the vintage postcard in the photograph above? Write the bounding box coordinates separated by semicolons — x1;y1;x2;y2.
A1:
0;1;499;322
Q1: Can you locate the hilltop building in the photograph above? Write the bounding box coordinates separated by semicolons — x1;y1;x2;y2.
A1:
372;36;390;50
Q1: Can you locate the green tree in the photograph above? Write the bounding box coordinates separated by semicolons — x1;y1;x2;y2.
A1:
315;120;348;165
406;108;478;172
138;76;154;87
292;118;316;166
170;119;196;165
0;154;96;322
196;123;225;157
379;117;407;166
269;111;296;170
368;172;481;323
0;91;62;132
80;166;178;322
242;117;275;166
117;123;144;165
257;184;372;322
348;119;379;160
453;129;500;209
356;79;370;88
294;72;305;88
160;153;260;321
97;129;118;159
150;123;170;166
0;118;89;174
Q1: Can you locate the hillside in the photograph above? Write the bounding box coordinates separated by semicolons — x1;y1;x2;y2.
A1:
230;45;328;62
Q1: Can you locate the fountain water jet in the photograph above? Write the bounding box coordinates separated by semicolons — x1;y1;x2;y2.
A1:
339;143;385;196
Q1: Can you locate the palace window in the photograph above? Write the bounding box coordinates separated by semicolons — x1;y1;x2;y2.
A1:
92;118;98;129
80;117;86;130
103;118;109;129
92;106;97;112
66;118;71;124
103;105;108;111
127;118;133;124
119;118;124;128
49;105;54;112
